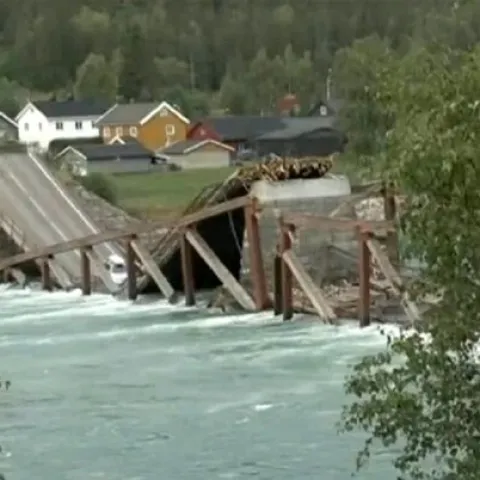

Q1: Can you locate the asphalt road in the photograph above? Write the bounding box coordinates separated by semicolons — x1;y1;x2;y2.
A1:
0;151;123;292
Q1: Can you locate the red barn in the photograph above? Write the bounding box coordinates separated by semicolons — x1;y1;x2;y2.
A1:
187;116;286;153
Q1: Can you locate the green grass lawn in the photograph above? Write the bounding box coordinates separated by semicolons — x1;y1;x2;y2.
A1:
109;167;237;217
107;159;364;220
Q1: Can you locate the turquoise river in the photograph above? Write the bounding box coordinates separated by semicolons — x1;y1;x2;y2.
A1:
0;284;401;479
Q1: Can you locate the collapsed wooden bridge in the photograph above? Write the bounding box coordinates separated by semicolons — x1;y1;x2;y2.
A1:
0;173;420;326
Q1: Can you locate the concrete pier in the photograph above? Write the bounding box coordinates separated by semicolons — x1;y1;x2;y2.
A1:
241;175;359;290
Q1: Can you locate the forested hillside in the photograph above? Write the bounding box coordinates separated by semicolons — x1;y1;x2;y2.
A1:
0;0;478;118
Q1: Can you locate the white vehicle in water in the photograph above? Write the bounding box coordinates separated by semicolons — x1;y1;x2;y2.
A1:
105;254;127;285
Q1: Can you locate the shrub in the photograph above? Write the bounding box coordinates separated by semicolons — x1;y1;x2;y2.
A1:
78;172;118;205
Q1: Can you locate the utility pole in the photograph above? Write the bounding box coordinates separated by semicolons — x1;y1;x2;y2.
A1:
326;68;332;101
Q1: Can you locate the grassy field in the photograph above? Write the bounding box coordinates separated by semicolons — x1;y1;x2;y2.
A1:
109;167;237;218
107;158;361;220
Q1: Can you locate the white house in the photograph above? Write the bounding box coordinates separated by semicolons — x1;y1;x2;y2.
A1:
15;100;110;150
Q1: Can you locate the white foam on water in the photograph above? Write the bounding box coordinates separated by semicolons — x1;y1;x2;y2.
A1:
15;319;251;348
0;322;174;347
206;392;269;414
0;283;12;293
177;311;276;329
0;287;408;371
0;286;185;323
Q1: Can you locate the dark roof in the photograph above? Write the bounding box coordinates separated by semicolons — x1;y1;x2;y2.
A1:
197;116;286;141
33;100;110;118
161;139;232;155
96;103;159;125
254;117;336;141
48;136;104;155
161;139;201;154
66;143;154;162
109;136;142;146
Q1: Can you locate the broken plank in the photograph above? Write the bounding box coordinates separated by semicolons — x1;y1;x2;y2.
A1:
185;229;255;311
283;212;395;235
126;233;175;296
366;237;403;292
130;240;175;302
366;237;420;324
282;250;337;323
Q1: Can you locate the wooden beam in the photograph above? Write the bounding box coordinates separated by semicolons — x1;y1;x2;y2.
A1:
358;229;371;327
282;212;395;234
279;219;293;321
282;250;337;323
244;199;269;310
125;238;137;301
130;239;175;302
80;246;92;295
41;257;52;291
366;236;420;324
366;237;403;291
0;215;71;289
273;253;283;315
179;232;195;306
185;229;255;311
0;196;250;271
382;182;399;265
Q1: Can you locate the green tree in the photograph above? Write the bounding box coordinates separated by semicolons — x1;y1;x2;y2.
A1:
78;173;118;205
71;6;113;57
0;0;479;113
161;85;210;119
152;56;190;98
218;73;249;114
246;48;285;113
341;45;480;480
74;53;118;102
282;44;316;107
118;19;152;101
0;77;23;117
331;35;395;167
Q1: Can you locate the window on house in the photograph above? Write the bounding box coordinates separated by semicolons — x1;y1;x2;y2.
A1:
56;122;63;130
104;127;111;137
75;121;82;130
129;126;138;137
165;124;175;135
116;126;123;136
159;108;168;117
91;121;95;128
24;123;29;131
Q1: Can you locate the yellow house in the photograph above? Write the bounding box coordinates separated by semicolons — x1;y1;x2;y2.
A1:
95;101;190;151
